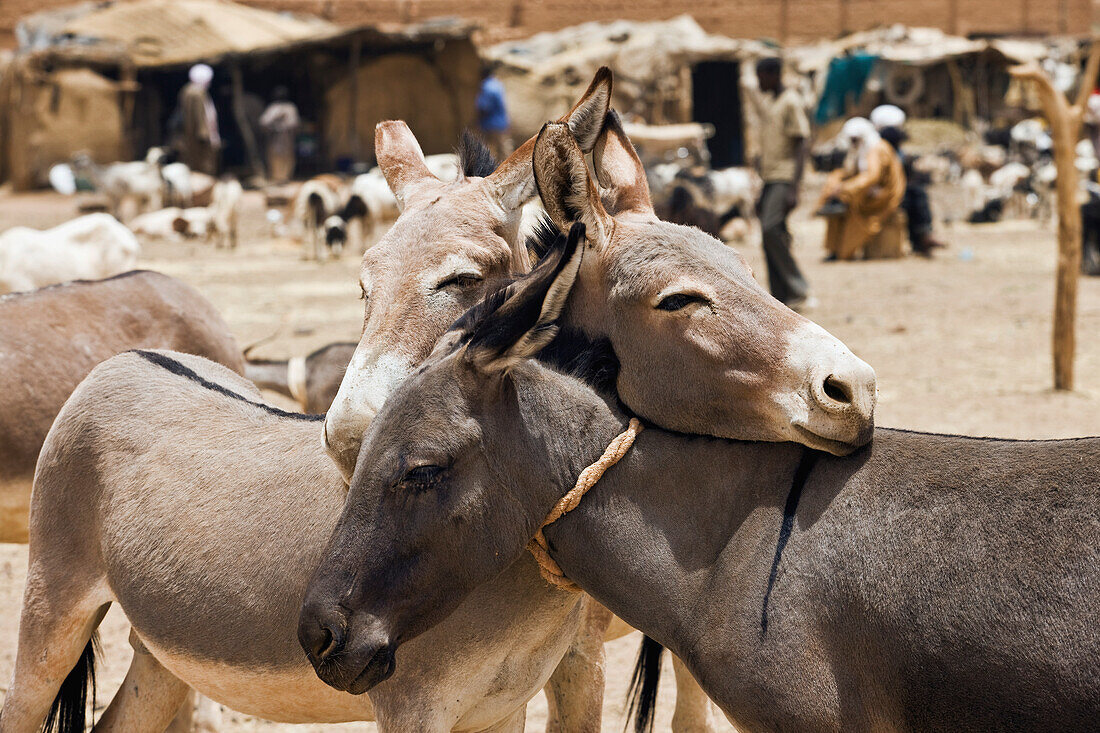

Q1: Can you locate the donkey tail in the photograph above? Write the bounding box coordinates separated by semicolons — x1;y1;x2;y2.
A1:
624;634;664;733
42;632;100;733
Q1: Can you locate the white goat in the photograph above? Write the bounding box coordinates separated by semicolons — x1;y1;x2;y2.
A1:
71;150;165;221
0;213;140;294
209;179;244;249
161;162;194;207
344;153;460;249
293;175;349;261
129;207;211;241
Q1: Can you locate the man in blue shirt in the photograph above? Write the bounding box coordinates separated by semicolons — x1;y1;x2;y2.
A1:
477;65;513;160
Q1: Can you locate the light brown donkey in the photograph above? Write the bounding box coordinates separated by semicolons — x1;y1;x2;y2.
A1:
317;110;878;728
0;77;616;733
0;270;243;542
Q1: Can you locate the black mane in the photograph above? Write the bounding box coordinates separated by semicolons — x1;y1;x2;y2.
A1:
457;130;498;178
525;214;562;263
538;327;621;399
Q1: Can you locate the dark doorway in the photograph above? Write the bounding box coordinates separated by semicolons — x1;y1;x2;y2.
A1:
692;61;744;168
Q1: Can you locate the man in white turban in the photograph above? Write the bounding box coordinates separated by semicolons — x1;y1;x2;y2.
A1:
818;116;906;260
870;104;906;132
178;63;221;174
871;104;946;256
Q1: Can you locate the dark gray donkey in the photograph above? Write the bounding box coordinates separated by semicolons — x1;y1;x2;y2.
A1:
301;223;1100;732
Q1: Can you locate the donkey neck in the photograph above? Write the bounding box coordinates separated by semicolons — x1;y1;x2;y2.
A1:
540;430;820;722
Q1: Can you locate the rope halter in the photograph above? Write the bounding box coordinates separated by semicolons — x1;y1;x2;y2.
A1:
526;417;644;592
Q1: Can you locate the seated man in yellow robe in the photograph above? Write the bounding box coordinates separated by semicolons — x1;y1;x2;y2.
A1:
820;117;906;260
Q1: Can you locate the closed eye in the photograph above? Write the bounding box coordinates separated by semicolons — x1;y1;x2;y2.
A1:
435;273;483;291
656;292;711;312
400;464;445;490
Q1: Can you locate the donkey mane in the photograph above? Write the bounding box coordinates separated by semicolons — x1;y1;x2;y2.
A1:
131;349;325;422
525;214;562;263
457;131;498;178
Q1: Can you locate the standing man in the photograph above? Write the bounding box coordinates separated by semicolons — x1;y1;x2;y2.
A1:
743;57;814;311
260;86;301;183
476;64;513;161
178;64;220;175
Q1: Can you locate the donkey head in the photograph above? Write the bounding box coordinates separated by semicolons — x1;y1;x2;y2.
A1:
534;112;876;454
323;69;613;481
299;224;604;694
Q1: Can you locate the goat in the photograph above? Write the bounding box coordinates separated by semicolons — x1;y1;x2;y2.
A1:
0;213;140;294
209;178;244;249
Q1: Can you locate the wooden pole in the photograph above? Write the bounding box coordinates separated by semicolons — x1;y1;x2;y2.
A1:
347;36;362;161
229;60;263;180
1010;40;1100;391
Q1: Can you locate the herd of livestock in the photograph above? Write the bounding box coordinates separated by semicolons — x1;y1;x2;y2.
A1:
0;67;1097;733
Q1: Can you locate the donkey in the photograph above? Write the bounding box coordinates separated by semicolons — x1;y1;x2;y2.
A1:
318;107;876;728
1;76;620;733
0;269;243;543
244;341;357;413
300;221;1100;733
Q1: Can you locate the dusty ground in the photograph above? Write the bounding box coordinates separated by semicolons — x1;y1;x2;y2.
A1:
2;185;1100;731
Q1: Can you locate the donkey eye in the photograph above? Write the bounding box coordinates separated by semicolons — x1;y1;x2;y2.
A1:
436;274;483;291
401;464;445;488
656;293;710;312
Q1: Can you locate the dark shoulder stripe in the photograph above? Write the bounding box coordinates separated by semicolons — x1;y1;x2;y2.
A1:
131;350;325;422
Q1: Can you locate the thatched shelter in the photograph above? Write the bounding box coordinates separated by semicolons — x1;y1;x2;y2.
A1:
0;0;479;189
485;16;769;168
789;26;1059;130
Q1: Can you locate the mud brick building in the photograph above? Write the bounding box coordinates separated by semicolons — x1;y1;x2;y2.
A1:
2;0;1094;49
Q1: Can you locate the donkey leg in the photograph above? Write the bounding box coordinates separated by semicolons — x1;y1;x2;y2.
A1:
670;654;719;733
161;692;222;733
543;597;613;733
94;633;191;733
0;577;109;733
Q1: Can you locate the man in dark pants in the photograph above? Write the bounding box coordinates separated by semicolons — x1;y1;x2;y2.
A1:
743;57;814;310
872;104;946;257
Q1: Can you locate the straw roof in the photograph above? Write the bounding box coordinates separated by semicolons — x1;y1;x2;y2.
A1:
790;25;1051;75
45;0;343;67
487;15;768;81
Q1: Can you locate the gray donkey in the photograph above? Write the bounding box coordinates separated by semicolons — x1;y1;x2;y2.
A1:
301;221;1100;733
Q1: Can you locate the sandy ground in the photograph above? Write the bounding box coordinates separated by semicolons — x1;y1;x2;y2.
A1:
2;185;1100;731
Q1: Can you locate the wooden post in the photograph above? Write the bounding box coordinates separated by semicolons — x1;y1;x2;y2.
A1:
347;35;362;161
1010;40;1100;390
228;60;263;179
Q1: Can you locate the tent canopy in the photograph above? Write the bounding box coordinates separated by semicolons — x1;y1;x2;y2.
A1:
23;0;345;68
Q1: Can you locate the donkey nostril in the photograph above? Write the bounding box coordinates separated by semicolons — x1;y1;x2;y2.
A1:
823;375;852;405
307;621;343;663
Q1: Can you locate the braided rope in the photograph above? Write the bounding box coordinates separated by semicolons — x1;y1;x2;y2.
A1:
526;418;643;591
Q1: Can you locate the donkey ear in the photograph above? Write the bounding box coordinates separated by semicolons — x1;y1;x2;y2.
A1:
564;66;613;153
375;121;437;210
534;123;611;239
465;222;585;371
486;67;613;214
593;109;654;217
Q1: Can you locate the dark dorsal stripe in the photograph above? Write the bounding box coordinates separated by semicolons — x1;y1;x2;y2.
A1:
457;130;498;178
760;448;821;638
132;349;325;422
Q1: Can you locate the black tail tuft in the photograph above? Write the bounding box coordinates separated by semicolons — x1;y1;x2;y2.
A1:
624;634;663;733
41;632;99;733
